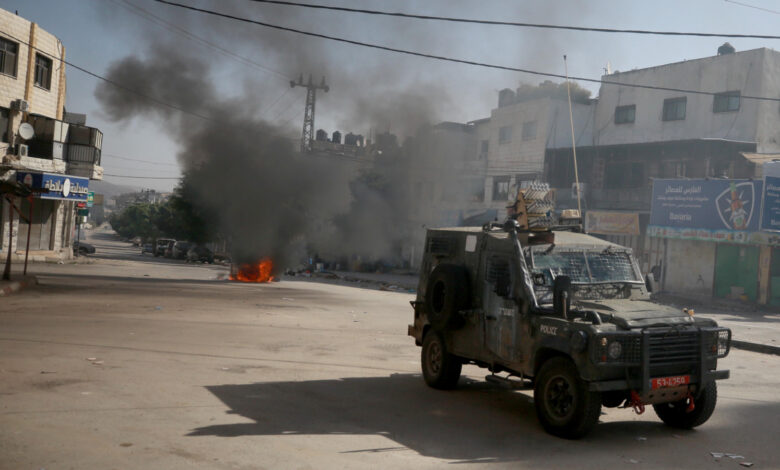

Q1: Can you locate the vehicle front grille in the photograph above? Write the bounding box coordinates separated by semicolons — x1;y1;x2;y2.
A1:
621;336;642;363
648;330;700;367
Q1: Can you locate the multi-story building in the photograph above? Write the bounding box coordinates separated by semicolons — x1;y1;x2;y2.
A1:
402;88;593;267
0;8;103;261
486;87;593;213
544;46;780;304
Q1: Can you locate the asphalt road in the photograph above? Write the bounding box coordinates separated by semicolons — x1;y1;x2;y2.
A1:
1;228;779;469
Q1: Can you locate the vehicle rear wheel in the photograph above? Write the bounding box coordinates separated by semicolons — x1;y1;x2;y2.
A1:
421;331;461;390
534;357;601;439
424;264;470;331
653;381;717;429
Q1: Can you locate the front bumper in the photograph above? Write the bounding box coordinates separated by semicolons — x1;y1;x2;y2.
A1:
586;326;731;396
589;368;730;392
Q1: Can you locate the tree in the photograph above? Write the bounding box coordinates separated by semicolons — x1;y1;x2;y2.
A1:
108;203;158;241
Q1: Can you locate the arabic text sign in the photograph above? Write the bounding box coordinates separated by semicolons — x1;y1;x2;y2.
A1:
649;179;762;232
761;176;780;232
585;211;640;235
16;171;90;201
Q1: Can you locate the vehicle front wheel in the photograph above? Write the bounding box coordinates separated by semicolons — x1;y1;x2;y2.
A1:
653;381;717;429
421;331;461;390
534;357;602;439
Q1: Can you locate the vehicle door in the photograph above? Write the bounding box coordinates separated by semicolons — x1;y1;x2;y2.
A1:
482;253;520;362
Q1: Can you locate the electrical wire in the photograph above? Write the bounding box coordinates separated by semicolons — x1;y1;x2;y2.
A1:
1;28;299;128
103;173;182;180
242;0;780;40
102;153;180;166
111;0;289;79
724;0;780;15
0;30;215;122
109;0;296;119
155;0;780;103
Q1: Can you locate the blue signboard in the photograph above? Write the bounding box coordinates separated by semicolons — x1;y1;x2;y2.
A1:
761;176;780;232
648;179;762;242
16;171;89;201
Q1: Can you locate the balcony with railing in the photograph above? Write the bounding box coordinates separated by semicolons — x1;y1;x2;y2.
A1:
64;125;103;180
20;115;103;180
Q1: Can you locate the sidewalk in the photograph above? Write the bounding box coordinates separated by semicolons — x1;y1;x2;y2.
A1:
654;294;780;356
0;274;38;296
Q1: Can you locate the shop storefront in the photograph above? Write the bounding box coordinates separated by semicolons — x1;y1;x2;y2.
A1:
16;198;57;251
8;171;89;259
714;244;760;301
648;178;767;302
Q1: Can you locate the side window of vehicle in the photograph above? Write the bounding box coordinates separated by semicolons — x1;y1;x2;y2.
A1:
487;256;512;298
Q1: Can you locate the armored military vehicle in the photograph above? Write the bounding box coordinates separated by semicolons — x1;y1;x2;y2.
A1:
408;220;731;438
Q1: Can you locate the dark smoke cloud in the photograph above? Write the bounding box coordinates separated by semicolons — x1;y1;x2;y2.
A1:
95;45;217;123
94;1;599;266
96;48;355;266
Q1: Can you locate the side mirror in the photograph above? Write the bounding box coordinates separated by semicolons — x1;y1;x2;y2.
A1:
553;275;572;319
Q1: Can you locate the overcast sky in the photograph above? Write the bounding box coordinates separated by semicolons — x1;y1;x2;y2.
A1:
2;0;778;191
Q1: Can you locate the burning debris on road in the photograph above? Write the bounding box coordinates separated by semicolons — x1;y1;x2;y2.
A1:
230;259;275;283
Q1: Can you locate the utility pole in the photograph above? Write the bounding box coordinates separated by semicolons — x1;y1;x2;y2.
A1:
290;74;329;153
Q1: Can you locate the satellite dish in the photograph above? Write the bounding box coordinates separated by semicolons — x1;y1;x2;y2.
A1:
18;123;34;140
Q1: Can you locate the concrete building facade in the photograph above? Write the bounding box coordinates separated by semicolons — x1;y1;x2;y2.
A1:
406;46;780;304
402;90;594;267
594;47;780;152
0;8;103;262
546;47;780;304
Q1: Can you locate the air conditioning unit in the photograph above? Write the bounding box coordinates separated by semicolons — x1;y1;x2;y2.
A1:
17;144;29;157
11;99;29;112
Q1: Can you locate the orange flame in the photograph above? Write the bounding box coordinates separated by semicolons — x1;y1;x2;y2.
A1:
230;258;275;283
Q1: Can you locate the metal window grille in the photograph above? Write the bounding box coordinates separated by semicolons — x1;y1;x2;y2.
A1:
586;252;636;282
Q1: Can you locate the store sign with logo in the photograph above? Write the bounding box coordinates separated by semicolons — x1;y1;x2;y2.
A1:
649;179;764;243
16;171;90;201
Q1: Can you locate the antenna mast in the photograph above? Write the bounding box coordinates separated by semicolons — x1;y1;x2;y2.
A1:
563;55;582;216
290;74;329;153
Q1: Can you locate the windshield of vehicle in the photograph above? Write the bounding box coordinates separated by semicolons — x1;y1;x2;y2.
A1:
527;247;642;303
531;249;640;283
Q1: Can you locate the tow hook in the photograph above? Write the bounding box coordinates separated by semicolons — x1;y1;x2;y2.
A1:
686;391;696;413
621;390;646;415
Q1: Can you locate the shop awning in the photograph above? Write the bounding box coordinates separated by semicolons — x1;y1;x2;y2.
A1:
741;152;780;166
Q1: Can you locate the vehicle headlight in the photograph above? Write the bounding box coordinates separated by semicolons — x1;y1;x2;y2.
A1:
594;335;640;364
711;329;731;358
607;341;623;360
